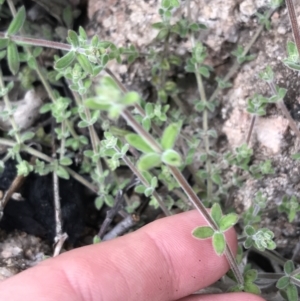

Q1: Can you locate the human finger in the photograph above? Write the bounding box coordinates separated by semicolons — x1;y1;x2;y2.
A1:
0;210;237;301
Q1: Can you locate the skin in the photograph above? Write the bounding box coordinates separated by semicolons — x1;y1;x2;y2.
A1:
0;210;265;301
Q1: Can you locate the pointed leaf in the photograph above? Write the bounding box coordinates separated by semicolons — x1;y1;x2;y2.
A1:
284;260;295;275
213;232;226;256
68;30;79;47
276;276;290;290
192;226;214;239
77;53;93;74
211;203;222;226
244;269;258;282
125;133;154;153
286;284;298;301
0;38;8;50
161;122;182;150
7;41;19;75
161;149;182;166
84;98;110;110
56;166;70;179
219;213;239;232
244;282;260;295
7;6;26;35
137;153;161;171
121;91;140;106
55;51;75;70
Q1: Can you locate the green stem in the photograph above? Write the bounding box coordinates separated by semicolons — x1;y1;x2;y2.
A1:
118;149;171;216
268;81;300;140
208;8;276;103
6;0;78;141
0;137;98;193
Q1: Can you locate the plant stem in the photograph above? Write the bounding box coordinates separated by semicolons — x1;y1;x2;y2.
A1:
6;0;78;141
268;81;300;140
0;137;98;193
120;108;243;284
119;149;171;216
208;8;276;103
246;115;256;145
285;0;300;54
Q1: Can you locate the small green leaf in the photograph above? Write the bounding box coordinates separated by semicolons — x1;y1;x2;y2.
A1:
244;282;260;295
77;53;93;74
125;134;154;153
192;226;214;239
156;28;169;40
244;269;258;282
59;157;72;166
137;153;161;171
95;196;104;210
55;51;76;70
244;225;255;236
84;98;111;110
211;203;222;226
121;91;140;106
161;149;182;166
286;284;298;301
211;172;222;185
93;235;101;244
0;38;8;50
7;6;26;35
276;276;290;290
56;166;70;179
21;131;35;142
213;232;226;256
161;122;181;150
284;260;295;275
219;213;239;232
68;30;79;48
7;41;19;75
135;185;146;194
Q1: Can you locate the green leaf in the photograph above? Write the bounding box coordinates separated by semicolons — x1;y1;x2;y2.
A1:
134;185;146;194
68;30;79;48
211;203;222;226
137;153;161;171
156;28;169;40
211;172;222;185
121;91;140;106
162;0;171;8
276;276;290;290
161;122;181;150
212;232;226;256
244;282;260;295
84;98;111;110
59;157;72;166
219;213;239;232
125;133;154;153
55;51;76;70
56;166;70;179
161;149;182;166
21;131;35;142
245;225;255;236
0;38;8;50
7;41;19;75
284;260;295;275
77;53;93;74
244;269;258;282
286;284;298;301
95;196;104;210
192;226;214;239
7;6;26;35
93;235;101;244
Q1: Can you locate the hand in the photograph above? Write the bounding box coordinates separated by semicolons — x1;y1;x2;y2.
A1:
0;210;265;301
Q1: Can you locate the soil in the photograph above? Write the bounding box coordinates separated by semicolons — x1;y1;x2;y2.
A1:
0;0;300;299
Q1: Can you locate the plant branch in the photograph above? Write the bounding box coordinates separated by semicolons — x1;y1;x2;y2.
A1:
285;0;300;54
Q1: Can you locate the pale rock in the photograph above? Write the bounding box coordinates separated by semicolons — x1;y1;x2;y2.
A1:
255;116;289;154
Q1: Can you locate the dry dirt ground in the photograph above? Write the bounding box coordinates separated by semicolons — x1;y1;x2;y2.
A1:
1;0;300;292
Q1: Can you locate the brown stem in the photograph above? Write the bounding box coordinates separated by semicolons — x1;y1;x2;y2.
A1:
246;115;256;145
285;0;300;55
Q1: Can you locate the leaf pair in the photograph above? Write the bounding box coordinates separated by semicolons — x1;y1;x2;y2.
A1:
192;203;239;255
